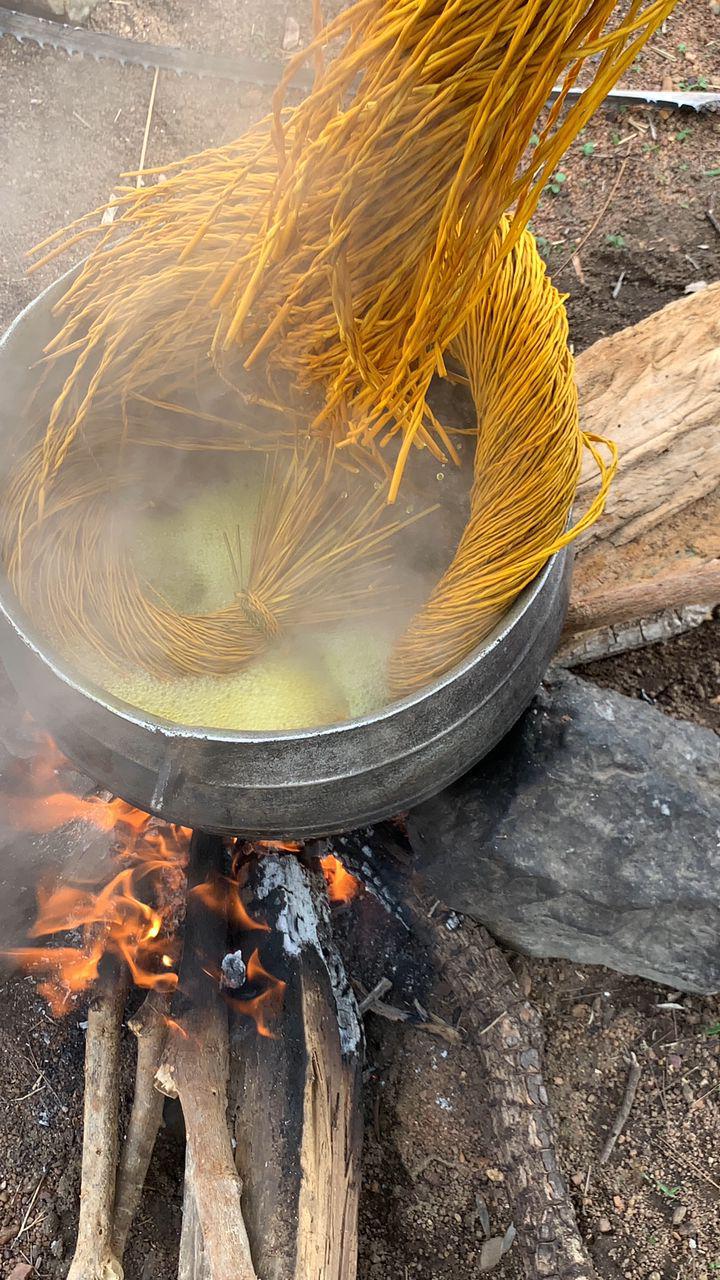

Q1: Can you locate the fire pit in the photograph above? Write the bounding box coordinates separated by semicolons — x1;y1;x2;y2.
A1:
0;273;571;838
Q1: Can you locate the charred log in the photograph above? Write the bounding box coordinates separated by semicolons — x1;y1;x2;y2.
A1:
228;848;363;1280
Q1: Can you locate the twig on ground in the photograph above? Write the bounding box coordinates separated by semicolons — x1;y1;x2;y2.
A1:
555;153;632;274
599;1053;642;1165
13;1172;45;1244
477;1009;508;1038
411;1153;473;1181
358;977;392;1014
656;1137;720;1195
357;982;461;1043
706;207;720;238
137;66;160;187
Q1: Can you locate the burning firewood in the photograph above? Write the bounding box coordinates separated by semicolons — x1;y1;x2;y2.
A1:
67;955;129;1280
155;833;259;1280
228;847;363;1280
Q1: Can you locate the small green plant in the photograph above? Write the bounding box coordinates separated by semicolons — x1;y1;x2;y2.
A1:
548;171;567;195
530;132;540;147
704;168;720;179
534;233;550;256
677;41;687;53
676;128;692;142
642;1174;682;1199
709;1262;720;1272
606;233;626;249
611;129;622;145
581;141;596;156
680;75;709;91
705;1021;720;1037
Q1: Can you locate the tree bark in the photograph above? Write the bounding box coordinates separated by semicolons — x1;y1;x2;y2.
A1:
574;282;720;548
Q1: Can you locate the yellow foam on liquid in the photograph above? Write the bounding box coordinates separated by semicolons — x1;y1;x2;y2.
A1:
83;623;394;732
69;464;400;731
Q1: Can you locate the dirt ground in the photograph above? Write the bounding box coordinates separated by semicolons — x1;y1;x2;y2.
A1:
0;1;718;1278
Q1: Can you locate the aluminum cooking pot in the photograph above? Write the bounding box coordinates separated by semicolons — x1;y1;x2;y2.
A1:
0;273;571;837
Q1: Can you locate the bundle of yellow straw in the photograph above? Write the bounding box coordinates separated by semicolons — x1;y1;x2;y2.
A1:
1;0;676;708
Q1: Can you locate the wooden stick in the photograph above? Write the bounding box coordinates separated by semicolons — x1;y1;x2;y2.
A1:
555;604;713;668
178;1149;210;1280
599;1054;642;1166
564;560;720;636
155;834;259;1280
229;850;363;1280
397;891;598;1280
67;956;129;1280
112;990;171;1260
136;66;159;187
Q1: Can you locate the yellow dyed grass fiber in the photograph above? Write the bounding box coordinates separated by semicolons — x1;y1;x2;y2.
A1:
0;0;677;715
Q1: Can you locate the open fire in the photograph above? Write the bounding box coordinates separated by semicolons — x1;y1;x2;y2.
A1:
1;724;361;1029
0;724;366;1280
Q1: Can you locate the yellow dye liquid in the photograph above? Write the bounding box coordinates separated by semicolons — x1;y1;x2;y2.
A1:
68;462;400;731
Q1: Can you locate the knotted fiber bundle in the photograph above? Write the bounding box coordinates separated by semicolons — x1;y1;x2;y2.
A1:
2;0;675;708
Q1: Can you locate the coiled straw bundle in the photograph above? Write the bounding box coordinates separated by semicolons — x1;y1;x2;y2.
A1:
1;0;675;706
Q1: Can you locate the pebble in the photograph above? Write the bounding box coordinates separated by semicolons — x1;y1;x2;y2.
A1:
598;1217;613;1234
6;1265;33;1280
672;1205;688;1225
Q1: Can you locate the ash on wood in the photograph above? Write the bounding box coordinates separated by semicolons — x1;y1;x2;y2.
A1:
228;849;363;1280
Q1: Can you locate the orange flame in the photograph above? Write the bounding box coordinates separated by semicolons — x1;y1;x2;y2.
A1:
255;839;302;853
228;948;286;1039
1;728;189;1013
321;854;361;905
191;876;269;934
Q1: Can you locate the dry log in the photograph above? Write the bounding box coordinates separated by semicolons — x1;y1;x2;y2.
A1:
67;956;129;1280
410;897;597;1280
155;834;258;1280
228;850;364;1280
112;990;171;1261
564;559;720;636
574;282;720;548
555;603;714;668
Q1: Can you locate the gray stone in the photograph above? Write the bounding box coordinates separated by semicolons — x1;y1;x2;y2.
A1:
407;670;720;993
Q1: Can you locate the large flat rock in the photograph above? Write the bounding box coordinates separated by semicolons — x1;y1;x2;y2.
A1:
407;670;720;993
